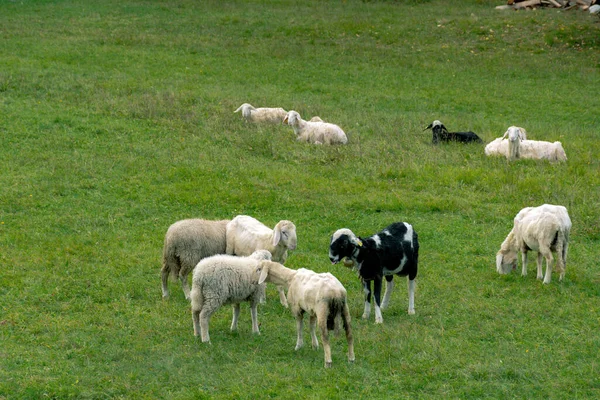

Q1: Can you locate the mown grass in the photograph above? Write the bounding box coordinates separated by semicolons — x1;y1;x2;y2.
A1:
1;0;599;398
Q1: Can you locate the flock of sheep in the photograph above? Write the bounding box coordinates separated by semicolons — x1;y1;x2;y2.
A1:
160;104;571;368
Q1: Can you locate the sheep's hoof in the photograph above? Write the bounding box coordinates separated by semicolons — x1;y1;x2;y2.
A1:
348;358;355;364
408;309;415;315
375;318;383;324
324;362;332;368
361;314;369;319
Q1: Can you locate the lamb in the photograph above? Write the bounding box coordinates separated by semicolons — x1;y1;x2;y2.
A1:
424;120;483;144
226;215;297;307
234;103;287;124
190;250;272;343
329;222;419;323
161;219;230;300
283;110;348;145
503;126;527;161
257;260;355;368
496;204;571;284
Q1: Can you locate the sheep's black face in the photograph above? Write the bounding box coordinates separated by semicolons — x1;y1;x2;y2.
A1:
329;235;354;264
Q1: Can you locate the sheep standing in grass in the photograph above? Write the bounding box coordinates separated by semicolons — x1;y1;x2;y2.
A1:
424;120;482;144
283;110;348;145
226;215;297;307
234;103;287;124
258;260;355;368
190;250;272;343
329;222;419;323
496;204;571;284
162;219;230;300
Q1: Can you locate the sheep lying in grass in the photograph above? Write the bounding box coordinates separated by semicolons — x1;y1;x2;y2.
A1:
484;137;508;157
283;110;348;145
510;139;567;162
329;222;419;323
496;204;571;284
258;260;355;368
161;219;230;300
424;120;483;144
234;103;287;124
226;215;297;307
190;250;272;343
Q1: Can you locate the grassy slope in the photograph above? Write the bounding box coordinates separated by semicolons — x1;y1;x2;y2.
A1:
1;0;599;398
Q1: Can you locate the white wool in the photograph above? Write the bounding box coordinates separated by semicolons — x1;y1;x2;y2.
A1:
234;103;287;124
283;110;348;145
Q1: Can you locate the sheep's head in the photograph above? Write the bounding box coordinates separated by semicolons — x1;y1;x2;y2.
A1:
329;228;361;265
257;260;288;287
273;220;297;251
283;110;301;126
424;120;444;131
496;250;517;275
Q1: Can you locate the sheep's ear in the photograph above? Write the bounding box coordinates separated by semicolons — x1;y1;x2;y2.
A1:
424;123;433;131
283;116;288;124
502;130;509;139
258;262;269;284
273;223;282;246
496;253;504;272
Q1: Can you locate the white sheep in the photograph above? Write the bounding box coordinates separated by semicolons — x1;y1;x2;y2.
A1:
484;137;508;157
258;260;355;368
283;110;348;145
234;103;287;124
510;139;567;162
502;126;527;161
309;116;323;122
226;215;297;307
496;204;571;284
161;219;230;300
190;250;272;343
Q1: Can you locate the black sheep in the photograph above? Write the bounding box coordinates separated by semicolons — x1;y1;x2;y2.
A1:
424;120;483;144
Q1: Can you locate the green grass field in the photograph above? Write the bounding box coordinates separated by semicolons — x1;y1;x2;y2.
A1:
1;0;599;398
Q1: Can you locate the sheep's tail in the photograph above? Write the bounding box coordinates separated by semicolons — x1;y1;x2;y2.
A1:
327;297;346;335
554;227;568;275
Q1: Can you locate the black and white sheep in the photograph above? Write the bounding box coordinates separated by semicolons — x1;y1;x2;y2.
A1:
496;204;571;284
258;260;355;368
329;222;419;323
226;215;297;307
190;250;272;343
234;103;288;124
161;219;230;300
424;120;483;144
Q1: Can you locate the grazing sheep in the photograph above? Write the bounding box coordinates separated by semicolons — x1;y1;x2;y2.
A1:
161;219;230;300
496;204;571;284
283;110;348;145
226;215;297;307
502;126;527;161
424;120;483;144
234;103;287;124
190;250;272;343
258;260;355;368
329;222;419;323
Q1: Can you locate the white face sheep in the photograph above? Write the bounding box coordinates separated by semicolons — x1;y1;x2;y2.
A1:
486;129;566;162
496;204;571;284
257;260;355;368
329;222;419;323
234;103;288;124
190;250;272;343
161;219;230;300
424;120;483;144
502;126;527;161
226;215;297;308
283;110;348;145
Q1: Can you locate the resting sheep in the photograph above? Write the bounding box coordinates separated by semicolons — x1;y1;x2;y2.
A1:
424;120;483;144
283;110;348;145
226;215;297;307
502;126;527;161
258;260;355;368
329;222;419;323
510;139;567;162
234;103;287;124
496;204;571;284
161;219;230;300
190;250;272;343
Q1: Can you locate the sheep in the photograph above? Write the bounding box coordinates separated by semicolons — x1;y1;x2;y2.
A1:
502;126;527;161
484;137;508;157
509;139;567;162
161;219;230;300
190;250;272;343
283;110;348;145
496;204;571;284
257;260;355;368
234;103;287;124
226;215;297;307
424;120;483;144
329;222;419;323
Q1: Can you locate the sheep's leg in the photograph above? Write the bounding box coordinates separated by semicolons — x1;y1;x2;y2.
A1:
521;250;528;277
309;314;319;350
407;278;416;315
192;308;201;337
161;267;170;299
180;274;191;301
541;248;554;284
561;241;569;281
199;307;215;343
373;278;383;324
342;303;355;364
231;304;240;331
295;313;304;350
362;280;372;320
318;317;332;368
277;285;289;308
250;302;260;334
380;275;394;310
536;252;544;281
